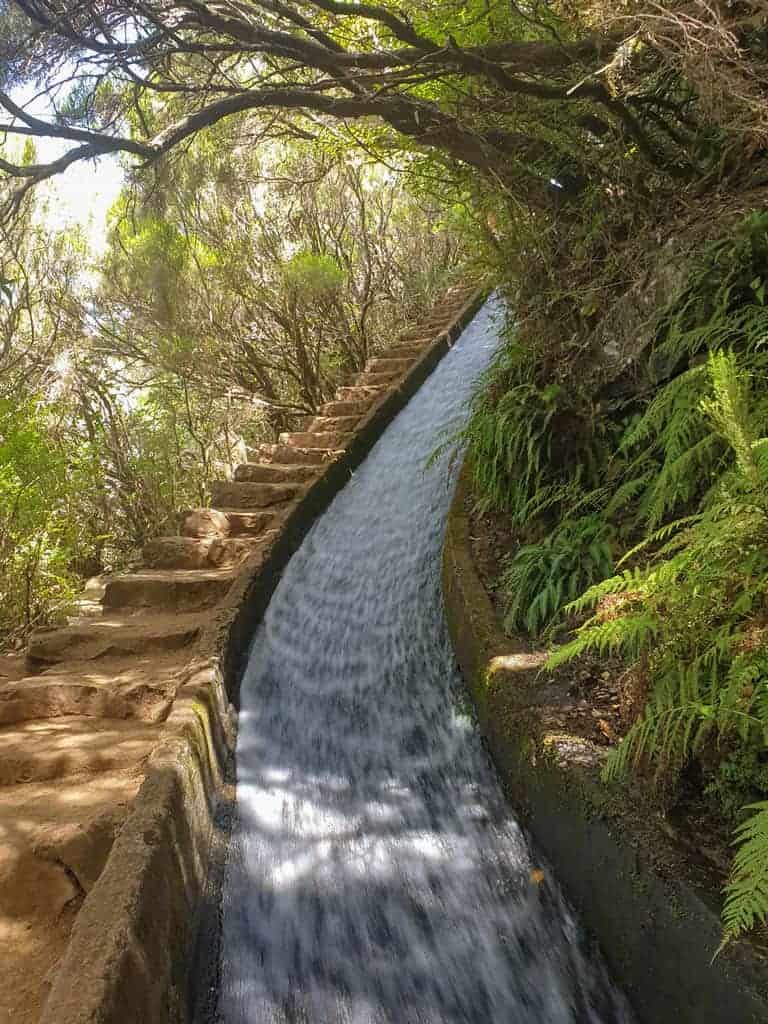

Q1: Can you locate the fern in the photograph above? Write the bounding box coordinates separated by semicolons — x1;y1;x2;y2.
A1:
547;610;657;668
723;804;768;940
550;350;768;940
501;514;613;635
616;362;727;529
619;364;708;455
604;469;655;520
466;216;768;940
603;661;720;781
454;335;602;527
655;211;768;368
613;219;768;533
643;434;719;527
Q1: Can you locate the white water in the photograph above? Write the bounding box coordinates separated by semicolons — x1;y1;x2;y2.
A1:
218;296;633;1023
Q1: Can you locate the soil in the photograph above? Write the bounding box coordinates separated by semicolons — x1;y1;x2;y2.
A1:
0;769;143;1024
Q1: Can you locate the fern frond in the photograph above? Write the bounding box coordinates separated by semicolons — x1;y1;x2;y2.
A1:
619;364;707;456
502;514;614;636
604;468;655;520
547;612;656;669
723;803;768;940
616;514;701;566
640;434;722;528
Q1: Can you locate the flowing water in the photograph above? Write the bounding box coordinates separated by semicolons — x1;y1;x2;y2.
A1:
218;296;634;1024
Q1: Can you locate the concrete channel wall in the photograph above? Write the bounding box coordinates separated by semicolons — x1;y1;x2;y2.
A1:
37;286;486;1024
442;462;768;1024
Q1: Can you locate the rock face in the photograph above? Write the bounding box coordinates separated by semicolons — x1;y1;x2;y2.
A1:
0;282;480;1024
590;241;690;391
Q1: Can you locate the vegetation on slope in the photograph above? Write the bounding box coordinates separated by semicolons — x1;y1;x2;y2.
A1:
461;211;768;943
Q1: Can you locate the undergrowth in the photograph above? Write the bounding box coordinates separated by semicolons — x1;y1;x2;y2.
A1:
501;514;613;635
464;210;768;943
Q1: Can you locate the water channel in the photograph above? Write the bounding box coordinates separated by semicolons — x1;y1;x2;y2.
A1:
217;295;634;1023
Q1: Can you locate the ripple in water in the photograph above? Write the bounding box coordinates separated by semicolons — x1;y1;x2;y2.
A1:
218;296;634;1023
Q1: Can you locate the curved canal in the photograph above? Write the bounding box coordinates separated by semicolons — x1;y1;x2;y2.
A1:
217;296;633;1023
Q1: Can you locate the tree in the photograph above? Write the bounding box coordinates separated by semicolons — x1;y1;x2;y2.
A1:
96;135;462;423
0;0;730;223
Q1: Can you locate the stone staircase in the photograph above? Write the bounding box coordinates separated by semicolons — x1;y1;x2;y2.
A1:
0;282;479;1023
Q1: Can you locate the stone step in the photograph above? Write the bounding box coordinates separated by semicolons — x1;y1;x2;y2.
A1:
142;535;256;570
0;655;26;683
444;286;473;304
209;480;301;510
305;415;360;433
363;356;413;375
278;431;352;450
335;385;386;402
0;767;143;1013
403;316;453;335
0;656;182;725
234;463;318;485
446;286;477;302
102;569;235;612
27;613;204;668
318;399;374;417
443;297;474;314
67;577;108;621
350;371;401;387
208;510;280;538
398;320;441;338
179;508;230;539
430;309;464;326
383;343;426;358
180;507;275;538
0;716;161;785
397;327;439;342
254;444;339;466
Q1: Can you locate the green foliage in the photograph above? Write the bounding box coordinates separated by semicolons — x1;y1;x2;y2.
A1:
612;212;768;532
655;212;768;368
2;136;465;646
282;251;345;297
454;342;594;523
706;750;768;825
615;363;720;528
0;395;80;639
104;142;463;415
474;212;768;660
724;804;768;939
501;515;613;635
547;351;768;941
